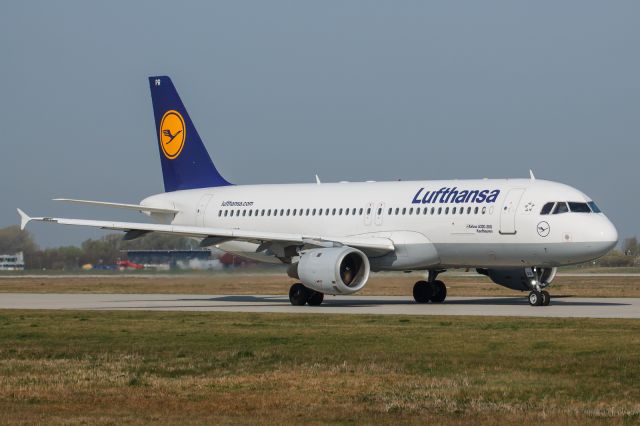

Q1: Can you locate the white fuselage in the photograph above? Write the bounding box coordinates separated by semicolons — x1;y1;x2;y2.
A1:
142;178;618;270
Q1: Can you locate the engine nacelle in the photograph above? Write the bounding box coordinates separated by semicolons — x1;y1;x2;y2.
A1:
477;267;557;291
288;247;370;295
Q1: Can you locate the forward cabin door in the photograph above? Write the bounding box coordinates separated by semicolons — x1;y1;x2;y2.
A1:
499;188;525;235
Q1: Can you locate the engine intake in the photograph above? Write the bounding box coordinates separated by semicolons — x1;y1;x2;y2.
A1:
289;247;370;295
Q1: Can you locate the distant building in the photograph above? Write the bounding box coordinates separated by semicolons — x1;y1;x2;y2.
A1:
123;250;217;270
0;252;25;271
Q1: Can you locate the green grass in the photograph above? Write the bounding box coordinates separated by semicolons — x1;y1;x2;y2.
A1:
0;311;638;424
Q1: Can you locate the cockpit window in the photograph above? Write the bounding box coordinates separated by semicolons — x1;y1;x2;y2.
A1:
540;202;555;215
552;202;569;214
588;201;602;213
568;202;591;213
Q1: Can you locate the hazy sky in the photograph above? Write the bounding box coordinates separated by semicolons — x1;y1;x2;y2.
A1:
1;1;639;248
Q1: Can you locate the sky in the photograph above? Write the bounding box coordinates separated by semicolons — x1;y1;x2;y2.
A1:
1;1;639;248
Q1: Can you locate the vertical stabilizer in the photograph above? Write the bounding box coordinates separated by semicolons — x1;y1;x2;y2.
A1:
149;76;231;192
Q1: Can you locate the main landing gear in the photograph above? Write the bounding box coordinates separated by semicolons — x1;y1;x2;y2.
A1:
413;270;447;304
289;283;324;306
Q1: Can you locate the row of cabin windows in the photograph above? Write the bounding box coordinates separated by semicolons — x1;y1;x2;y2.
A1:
218;205;490;218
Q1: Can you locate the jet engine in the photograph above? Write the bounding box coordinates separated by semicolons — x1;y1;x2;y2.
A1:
476;267;557;291
288;247;370;295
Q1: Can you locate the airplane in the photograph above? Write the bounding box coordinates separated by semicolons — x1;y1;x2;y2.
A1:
17;76;618;307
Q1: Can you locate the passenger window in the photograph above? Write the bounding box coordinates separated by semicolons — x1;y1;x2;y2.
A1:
552;202;569;214
540;202;555;215
388;208;392;215
287;209;290;216
325;208;330;215
482;207;486;214
281;209;285;216
452;207;456;214
467;207;471;214
474;207;478;214
366;208;371;215
292;209;297;216
248;210;252;216
218;210;222;217
431;207;435;214
378;207;382;215
359;208;363;215
224;211;228;217
438;207;442;215
423;207;428;214
395;208;400;215
588;201;602;213
402;208;406;215
230;210;234;217
352;208;357;215
261;210;265;216
568;202;591;213
339;208;343;215
312;208;316;216
445;207;449;214
345;208;349;216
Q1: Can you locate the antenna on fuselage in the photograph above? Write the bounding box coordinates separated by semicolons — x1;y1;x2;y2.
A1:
315;174;322;184
529;169;536;181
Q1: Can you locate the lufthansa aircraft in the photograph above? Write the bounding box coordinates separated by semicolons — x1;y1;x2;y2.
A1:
18;76;618;307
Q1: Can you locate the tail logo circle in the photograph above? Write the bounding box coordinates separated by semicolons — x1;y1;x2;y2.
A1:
159;110;186;160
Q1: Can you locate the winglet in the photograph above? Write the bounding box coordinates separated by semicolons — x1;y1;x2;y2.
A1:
17;208;31;231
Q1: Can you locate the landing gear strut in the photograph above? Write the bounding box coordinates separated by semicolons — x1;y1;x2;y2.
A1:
413;270;447;304
289;283;324;306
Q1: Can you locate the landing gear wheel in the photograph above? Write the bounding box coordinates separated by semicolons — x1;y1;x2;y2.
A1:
307;291;324;306
528;290;543;306
289;283;310;306
430;280;447;303
541;290;551;306
413;281;434;303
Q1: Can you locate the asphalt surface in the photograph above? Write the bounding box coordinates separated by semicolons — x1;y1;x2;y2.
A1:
0;293;639;318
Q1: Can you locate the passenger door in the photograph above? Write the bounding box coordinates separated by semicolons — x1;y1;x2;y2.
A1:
499;189;525;235
196;194;214;227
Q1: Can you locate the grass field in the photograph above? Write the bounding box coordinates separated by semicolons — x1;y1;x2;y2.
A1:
0;310;638;424
1;272;640;298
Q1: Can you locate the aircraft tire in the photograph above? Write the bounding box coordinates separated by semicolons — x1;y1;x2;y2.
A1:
289;283;310;306
430;280;447;303
413;281;433;303
541;290;551;306
307;291;324;306
528;291;543;306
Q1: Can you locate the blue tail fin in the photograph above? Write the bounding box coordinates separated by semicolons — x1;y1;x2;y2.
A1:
149;76;231;192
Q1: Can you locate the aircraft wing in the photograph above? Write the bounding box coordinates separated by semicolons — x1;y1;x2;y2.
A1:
17;209;395;255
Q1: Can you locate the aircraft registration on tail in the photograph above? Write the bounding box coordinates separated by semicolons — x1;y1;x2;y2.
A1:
18;76;618;307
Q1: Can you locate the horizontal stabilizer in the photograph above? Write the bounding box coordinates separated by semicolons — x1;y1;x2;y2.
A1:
17;209;31;231
53;198;178;215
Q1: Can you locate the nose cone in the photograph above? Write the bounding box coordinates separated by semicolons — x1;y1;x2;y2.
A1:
586;216;618;259
600;218;619;251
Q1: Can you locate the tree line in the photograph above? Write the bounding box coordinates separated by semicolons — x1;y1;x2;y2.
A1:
0;226;198;270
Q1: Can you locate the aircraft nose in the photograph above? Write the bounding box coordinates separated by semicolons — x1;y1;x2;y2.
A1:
600;218;618;251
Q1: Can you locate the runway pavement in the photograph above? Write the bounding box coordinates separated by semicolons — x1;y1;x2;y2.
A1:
0;293;639;318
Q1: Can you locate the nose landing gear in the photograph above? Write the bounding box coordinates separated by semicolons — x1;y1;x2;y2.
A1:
528;289;550;306
527;267;552;306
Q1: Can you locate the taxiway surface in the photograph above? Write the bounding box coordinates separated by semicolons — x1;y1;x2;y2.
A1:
0;293;639;318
